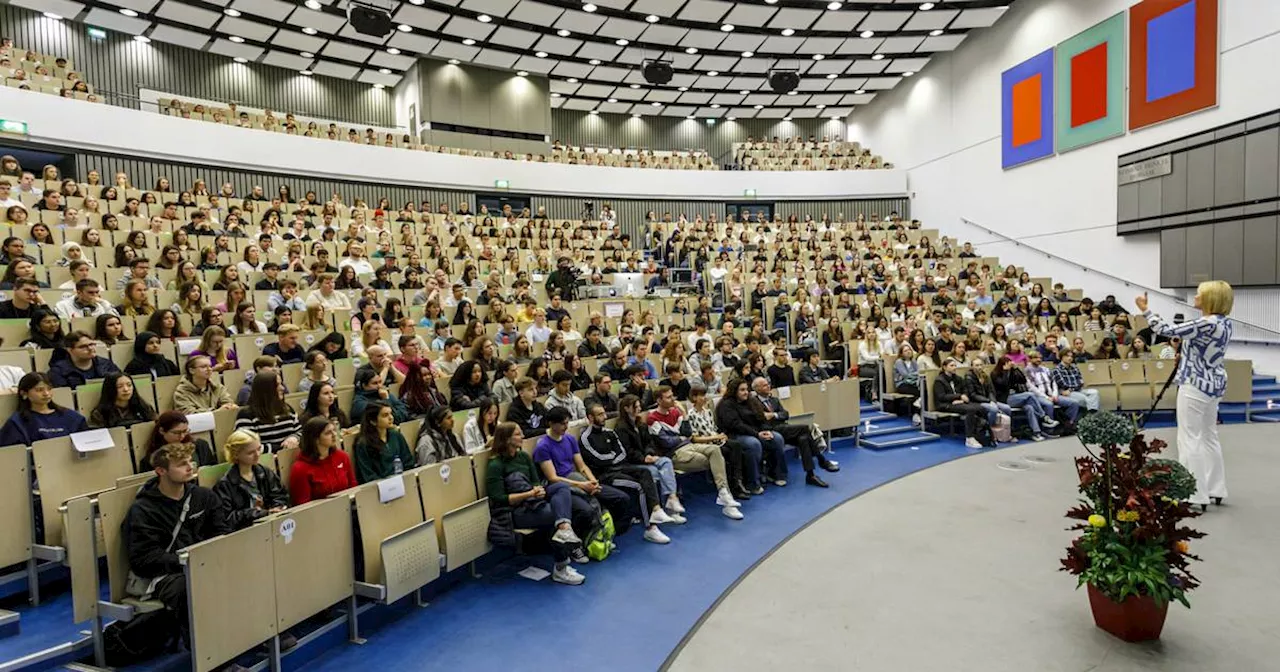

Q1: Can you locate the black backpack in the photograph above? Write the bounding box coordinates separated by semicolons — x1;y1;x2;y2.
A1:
974;416;997;448
102;608;179;666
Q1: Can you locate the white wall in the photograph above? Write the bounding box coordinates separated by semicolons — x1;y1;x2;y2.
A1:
848;0;1280;370
1;86;905;201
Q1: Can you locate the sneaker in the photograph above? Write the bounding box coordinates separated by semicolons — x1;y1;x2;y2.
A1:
912;413;922;426
643;527;671;544
552;564;586;585
565;565;586;579
666;495;685;514
1031;434;1046;442
965;437;982;449
722;505;744;520
570;547;589;564
716;488;741;508
1041;416;1060;428
773;479;788;487
667;512;687;524
649;508;675;525
749;485;765;496
551;526;581;545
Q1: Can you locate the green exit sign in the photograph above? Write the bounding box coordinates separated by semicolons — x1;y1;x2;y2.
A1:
494;179;510;189
0;119;28;135
743;189;757;199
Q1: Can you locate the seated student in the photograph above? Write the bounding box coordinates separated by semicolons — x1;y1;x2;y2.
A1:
765;348;797;389
21;307;65;349
123;331;182;379
577;325;609;359
505;376;549;437
580;401;679;544
544;369;587;423
121;443;246;671
353;401;416;483
932;357;989;450
234;371;301;452
136;411;219;473
534;407;635;548
49;330;121;389
715;377;786;496
89;372;158;429
190;325;240;373
173;356;237;414
213;429;288;530
462;398;500;454
1025;350;1082;430
620;364;655;409
289;417;357;506
448;360;492;411
991;355;1057;442
799;349;839;384
415;405;466;465
262;324;305;364
485;421;588;585
235;356;288;406
964;358;1016;431
298;381;353;433
298;350;336;394
685;384;749;504
0;372;90;446
657;362;691;402
399;360;448;417
583;373;619;418
892;343;921;424
350;367;410;425
1049;350;1101;413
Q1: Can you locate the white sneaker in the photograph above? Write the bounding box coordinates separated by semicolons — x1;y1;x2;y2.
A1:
912;413;922;426
1031;434;1046;442
551;526;581;545
722;505;744;520
666;495;685;514
965;437;982;449
1042;417;1060;428
552;564;585;585
570;546;589;564
565;565;586;579
716;488;741;508
667;512;688;524
643;526;671;544
649;508;675;525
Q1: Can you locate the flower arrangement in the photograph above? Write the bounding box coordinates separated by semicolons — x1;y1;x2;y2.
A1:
1060;412;1205;609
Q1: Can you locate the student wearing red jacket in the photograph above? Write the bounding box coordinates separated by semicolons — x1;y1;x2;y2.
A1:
288;417;357;506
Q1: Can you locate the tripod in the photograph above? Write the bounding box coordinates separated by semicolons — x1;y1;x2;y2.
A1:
1136;357;1180;430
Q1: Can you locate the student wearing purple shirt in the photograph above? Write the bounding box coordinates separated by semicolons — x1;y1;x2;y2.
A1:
532;407;635;541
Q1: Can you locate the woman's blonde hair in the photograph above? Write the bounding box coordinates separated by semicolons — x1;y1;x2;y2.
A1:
1197;280;1233;316
222;429;261;463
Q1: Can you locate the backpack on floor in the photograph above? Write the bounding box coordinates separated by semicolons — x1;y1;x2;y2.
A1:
974;416;997;448
584;511;615;561
991;413;1013;444
102;609;178;667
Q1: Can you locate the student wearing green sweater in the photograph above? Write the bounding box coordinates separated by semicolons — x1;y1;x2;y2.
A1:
353;401;416;484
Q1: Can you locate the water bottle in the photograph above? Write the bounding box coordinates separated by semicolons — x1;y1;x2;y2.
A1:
393;456;403;474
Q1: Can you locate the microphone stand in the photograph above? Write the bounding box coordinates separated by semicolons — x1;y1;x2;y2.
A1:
1136;355;1180;430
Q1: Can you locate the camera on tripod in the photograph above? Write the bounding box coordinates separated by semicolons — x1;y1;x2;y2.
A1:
580;200;595;220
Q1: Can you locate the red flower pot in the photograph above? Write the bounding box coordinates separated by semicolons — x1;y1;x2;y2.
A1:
1086;583;1170;642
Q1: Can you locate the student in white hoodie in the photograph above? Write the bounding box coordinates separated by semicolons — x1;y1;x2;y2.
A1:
462;398;500;454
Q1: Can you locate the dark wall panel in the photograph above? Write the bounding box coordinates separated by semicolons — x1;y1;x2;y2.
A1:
1185;225;1216;286
1185;144;1215;212
1160;228;1187;288
1244;127;1280;201
1242;217;1279;285
1211;220;1244;286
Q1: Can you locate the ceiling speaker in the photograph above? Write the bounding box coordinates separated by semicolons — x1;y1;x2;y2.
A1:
348;2;394;37
768;70;800;94
642;60;674;86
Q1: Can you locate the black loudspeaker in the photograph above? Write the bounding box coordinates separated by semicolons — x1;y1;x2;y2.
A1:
642;60;674;85
348;3;394;37
768;70;800;94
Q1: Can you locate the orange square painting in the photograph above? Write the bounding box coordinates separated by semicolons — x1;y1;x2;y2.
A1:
1011;74;1043;147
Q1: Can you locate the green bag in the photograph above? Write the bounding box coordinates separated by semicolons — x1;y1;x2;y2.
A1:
584;510;615;561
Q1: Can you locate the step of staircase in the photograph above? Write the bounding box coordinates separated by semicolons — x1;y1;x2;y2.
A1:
1250;412;1280;423
858;411;898;424
859;430;942;451
1251;383;1280;395
1252;374;1276;385
859;417;916;437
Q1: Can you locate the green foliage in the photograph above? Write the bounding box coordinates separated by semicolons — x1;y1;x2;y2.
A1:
1076;411;1136;446
1141;458;1197;502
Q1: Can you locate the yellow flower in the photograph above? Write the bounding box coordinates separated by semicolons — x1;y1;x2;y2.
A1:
1176;541;1190;554
1088;514;1107;528
1116;510;1140;522
1118;453;1132;459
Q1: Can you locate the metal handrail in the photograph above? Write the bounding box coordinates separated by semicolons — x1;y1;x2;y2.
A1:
959;216;1280;340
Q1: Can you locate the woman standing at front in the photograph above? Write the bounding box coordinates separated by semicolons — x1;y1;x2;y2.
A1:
1136;284;1233;511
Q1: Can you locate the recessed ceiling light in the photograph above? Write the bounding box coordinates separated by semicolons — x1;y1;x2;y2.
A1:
754;104;763;109
397;24;413;32
930;29;944;36
827;2;842;9
567;77;578;83
685;47;698;54
119;8;138;17
784;116;792;121
721;24;734;32
374;83;386;89
872;53;885;60
816;103;826;109
410;0;425;4
301;51;314;58
608;97;617;103
678;86;688;91
551;92;561;97
616;39;629;46
711;103;720;108
708;70;719;76
448;59;460;64
739;89;750;94
387;48;401;55
558;29;571;37
463;38;476;45
855;89;866;94
765;0;777;4
300;70;312;76
812;54;824;60
302;27;318;35
826;73;838;79
645;14;659;23
921;2;936;9
477;14;492;23
781;28;794;36
517;70;528;77
903;71;915;76
304;0;322;9
583;3;597;12
42;12;62;20
629;83;640;88
787;90;798;95
686;115;695;120
536;51;548;58
379;68;392;74
589;59;601;65
727;116;736;120
224;9;241;18
830;115;841;120
234;57;248;64
229;36;245;43
861;30;875;38
133;35;151;43
741;51;754;58
590;110;599;115
632;113;641;118
651;102;661;107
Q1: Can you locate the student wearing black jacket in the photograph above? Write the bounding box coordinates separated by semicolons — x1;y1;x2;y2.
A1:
964;360;1016;430
577;326;609;359
932;357;986;449
766;348;797;389
580;402;679;537
583;374;619;418
212;429;288;530
990;355;1055;441
715;378;785;495
505;377;549;436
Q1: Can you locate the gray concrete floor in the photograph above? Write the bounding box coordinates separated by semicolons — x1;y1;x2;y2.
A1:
669;425;1280;672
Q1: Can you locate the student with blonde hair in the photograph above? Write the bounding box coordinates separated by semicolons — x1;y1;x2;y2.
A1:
212;429;288;530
